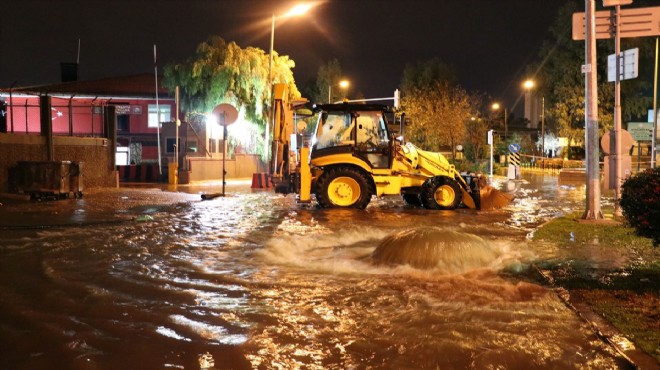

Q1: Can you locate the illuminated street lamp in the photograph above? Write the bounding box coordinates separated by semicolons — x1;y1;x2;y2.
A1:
328;79;349;103
491;102;507;140
266;3;314;169
269;4;314;82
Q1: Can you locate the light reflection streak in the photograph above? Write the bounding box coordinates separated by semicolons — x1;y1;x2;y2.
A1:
170;315;248;345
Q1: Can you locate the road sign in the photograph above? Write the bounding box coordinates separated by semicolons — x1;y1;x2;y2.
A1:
627;122;653;141
508;143;521;153
607;48;638;81
572;6;660;40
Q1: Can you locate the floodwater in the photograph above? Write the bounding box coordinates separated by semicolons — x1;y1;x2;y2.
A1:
0;174;634;369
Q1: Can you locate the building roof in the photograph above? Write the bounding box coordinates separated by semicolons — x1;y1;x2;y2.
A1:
1;74;171;99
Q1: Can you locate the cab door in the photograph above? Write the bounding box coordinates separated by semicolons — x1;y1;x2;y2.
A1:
354;111;391;168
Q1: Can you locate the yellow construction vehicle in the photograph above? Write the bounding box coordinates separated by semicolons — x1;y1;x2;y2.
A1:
270;83;511;210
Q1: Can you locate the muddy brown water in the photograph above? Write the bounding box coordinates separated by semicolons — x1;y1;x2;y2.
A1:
0;174;635;369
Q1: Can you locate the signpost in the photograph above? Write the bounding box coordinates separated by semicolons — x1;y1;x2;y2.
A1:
202;103;238;200
628;122;653;171
627;122;653;141
573;2;660;216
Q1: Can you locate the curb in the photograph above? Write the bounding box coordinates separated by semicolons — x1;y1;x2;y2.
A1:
534;265;660;370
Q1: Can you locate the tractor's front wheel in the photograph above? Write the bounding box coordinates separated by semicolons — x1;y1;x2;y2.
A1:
420;176;463;210
315;167;372;209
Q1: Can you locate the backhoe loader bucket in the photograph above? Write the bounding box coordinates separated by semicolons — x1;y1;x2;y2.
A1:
479;185;514;210
471;175;514;211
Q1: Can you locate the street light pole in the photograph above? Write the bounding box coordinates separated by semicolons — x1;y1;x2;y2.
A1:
541;96;545;168
491;103;508;140
504;107;507;140
265;14;275;172
328;79;349;103
265;4;312;174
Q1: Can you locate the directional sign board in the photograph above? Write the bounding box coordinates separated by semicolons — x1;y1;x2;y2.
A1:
608;48;638;81
572;6;660;40
508;143;521;153
603;0;633;6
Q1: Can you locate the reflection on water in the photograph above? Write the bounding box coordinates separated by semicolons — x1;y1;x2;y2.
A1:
0;174;633;369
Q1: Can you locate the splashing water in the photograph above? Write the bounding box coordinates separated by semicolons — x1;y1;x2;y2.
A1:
372;227;501;272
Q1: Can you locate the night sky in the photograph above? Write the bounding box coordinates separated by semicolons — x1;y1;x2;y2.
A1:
1;0;565;108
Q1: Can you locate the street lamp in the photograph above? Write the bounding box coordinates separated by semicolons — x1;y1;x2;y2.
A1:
266;3;313;170
328;79;349;103
523;79;544;167
491;102;507;140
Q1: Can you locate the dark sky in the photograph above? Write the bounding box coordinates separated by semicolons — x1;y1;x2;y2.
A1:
0;0;565;108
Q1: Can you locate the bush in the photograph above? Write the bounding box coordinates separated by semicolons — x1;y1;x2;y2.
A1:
620;167;660;246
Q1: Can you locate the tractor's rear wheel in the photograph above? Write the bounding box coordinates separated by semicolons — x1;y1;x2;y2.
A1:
315;167;372;209
420;176;463;210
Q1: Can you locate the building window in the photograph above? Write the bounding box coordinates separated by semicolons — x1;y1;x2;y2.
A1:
148;104;171;128
117;114;130;132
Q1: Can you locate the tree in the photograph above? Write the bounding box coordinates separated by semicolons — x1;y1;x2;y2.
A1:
400;58;479;161
163;36;301;158
402;82;474;159
314;59;344;104
400;58;457;92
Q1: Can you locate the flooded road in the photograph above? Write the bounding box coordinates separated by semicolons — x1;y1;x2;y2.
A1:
0;174;633;369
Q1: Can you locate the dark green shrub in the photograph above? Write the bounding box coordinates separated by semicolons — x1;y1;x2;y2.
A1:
620;167;660;246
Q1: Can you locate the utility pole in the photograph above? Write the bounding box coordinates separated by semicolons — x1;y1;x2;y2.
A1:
583;0;604;220
613;3;624;216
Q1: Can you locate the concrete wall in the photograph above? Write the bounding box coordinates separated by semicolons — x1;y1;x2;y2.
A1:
0;133;116;192
186;154;267;182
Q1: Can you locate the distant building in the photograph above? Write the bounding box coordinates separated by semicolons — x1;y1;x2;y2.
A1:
0;74;265;186
0;74;174;165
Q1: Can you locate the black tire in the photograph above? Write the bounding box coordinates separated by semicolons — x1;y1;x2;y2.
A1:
315;166;372;209
420;176;463;210
401;191;422;207
469;178;481;210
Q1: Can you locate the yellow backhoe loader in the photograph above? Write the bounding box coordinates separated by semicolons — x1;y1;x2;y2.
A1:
269;83;512;210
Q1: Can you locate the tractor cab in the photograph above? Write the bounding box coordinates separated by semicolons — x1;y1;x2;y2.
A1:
310;103;394;169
